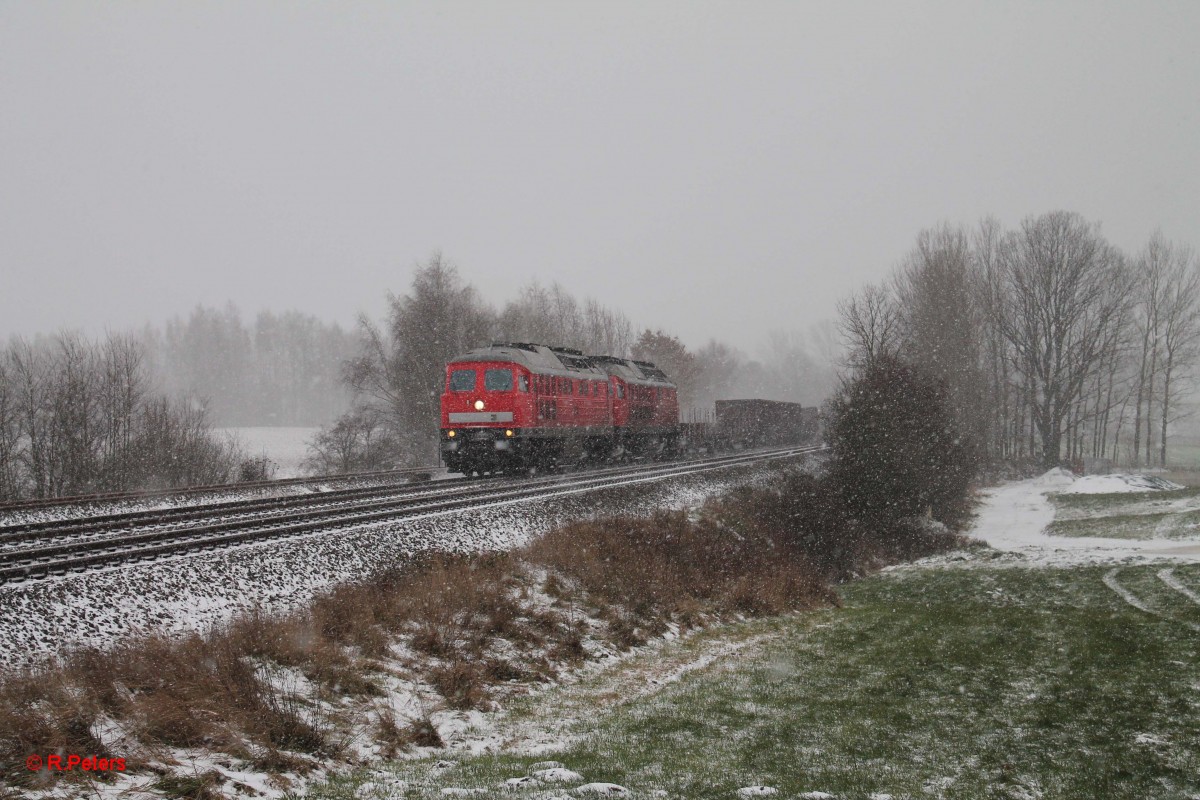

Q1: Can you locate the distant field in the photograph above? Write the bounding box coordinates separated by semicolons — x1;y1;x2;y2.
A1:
217;426;319;478
1168;442;1200;468
313;563;1200;800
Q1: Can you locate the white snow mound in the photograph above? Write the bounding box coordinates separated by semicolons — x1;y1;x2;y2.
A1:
1033;467;1077;488
576;784;629;795
535;768;586;782
737;788;779;797
1058;473;1183;494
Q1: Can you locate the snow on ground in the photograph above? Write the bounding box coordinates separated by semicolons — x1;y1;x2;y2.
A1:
431;628;775;758
0;459;789;671
219;426;320;478
1056;472;1183;494
960;469;1200;567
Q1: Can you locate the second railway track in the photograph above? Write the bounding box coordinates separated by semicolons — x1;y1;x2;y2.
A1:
0;446;820;585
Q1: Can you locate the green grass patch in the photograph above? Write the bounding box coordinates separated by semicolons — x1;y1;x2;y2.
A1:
1049;487;1200;517
1048;510;1200;540
1047;487;1200;539
311;565;1200;800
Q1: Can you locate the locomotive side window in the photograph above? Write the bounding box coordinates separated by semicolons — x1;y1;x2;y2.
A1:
450;369;476;391
518;374;529;392
484;368;513;392
616;383;625;399
580;382;589;396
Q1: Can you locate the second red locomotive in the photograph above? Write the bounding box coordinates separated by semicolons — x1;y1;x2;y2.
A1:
439;342;679;475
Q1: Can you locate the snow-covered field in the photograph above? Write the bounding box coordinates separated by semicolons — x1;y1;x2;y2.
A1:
218;426;321;478
15;466;1200;800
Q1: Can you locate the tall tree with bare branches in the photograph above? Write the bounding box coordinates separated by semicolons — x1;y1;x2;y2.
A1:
988;212;1134;467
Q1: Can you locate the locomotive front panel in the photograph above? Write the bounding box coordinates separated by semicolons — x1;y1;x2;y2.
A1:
440;361;533;473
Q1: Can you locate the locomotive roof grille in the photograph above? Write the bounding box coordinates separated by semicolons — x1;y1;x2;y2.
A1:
489;342;542;352
631;360;671;381
557;355;592;370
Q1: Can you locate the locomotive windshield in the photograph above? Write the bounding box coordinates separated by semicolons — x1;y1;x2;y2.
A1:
484;368;513;392
449;369;476;391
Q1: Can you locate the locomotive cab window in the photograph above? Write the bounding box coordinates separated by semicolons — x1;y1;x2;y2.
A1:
616;384;625;399
518;374;529;392
484;369;513;392
450;369;476;391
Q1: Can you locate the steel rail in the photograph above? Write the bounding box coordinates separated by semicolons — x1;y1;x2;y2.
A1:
0;465;444;514
0;446;819;584
0;474;479;543
0;447;810;557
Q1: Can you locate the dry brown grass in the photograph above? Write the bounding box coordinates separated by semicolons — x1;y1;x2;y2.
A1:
0;467;966;795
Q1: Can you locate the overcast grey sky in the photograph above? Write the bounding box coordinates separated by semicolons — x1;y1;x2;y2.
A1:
2;1;1197;353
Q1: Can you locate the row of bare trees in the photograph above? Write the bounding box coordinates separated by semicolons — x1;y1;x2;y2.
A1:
145;305;357;427
840;211;1200;469
0;333;243;500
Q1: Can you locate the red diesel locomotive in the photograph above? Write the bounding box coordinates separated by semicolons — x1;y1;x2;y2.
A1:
439;342;679;475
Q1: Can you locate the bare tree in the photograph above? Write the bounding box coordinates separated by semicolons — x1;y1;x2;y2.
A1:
98;333;148;490
1154;237;1200;465
0;352;21;500
894;223;986;460
344;253;495;462
304;405;402;474
989;212;1134;467
1131;236;1168;465
497;281;633;356
973;216;1021;460
837;284;902;370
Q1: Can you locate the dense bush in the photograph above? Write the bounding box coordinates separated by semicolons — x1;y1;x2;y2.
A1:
302;405;408;474
825;354;978;530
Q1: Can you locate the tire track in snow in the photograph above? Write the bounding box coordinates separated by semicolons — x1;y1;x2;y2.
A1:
1157;568;1200;607
1103;568;1200;632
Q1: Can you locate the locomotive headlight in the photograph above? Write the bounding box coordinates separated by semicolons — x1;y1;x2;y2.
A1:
447;430;456;438
474;399;485;411
505;429;514;437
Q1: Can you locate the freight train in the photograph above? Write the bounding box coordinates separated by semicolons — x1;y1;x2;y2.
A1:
439;342;815;475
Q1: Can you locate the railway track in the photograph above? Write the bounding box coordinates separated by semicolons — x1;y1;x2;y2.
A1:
0;446;820;585
0;465;444;515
